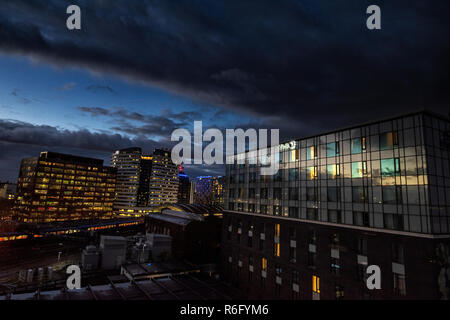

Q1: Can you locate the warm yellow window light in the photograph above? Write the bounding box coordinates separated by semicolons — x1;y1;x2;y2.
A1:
262;258;268;271
275;243;280;257
312;275;320;293
275;224;280;237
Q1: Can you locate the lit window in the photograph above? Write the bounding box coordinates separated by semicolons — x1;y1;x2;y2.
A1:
351;161;367;178
308;166;318;180
262;258;268;271
380;131;399;150
274;243;280;257
312;275;320;293
275;224;280;237
326;142;339;157
327;164;340;179
381;158;400;176
307;146;317;160
290;149;299;162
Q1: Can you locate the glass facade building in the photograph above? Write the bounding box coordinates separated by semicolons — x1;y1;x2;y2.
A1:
222;111;450;300
225;111;450;234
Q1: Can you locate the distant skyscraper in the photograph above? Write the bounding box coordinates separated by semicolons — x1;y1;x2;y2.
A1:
177;165;190;204
194;176;224;206
148;149;178;207
111;147;142;211
213;176;225;205
14;151;116;223
111;148;178;215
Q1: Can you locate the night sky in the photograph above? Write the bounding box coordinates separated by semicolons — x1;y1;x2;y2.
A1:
0;0;449;181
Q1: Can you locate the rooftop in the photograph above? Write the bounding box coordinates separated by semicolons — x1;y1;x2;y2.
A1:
0;274;241;300
39;151;105;166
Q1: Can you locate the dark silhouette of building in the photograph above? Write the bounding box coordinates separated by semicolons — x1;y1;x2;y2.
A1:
177;165;191;204
137;155;153;207
145;204;223;265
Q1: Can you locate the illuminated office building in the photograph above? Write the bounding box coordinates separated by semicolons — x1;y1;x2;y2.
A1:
148;149;178;207
112;148;178;215
111;147;142;211
14;152;116;223
222;111;450;300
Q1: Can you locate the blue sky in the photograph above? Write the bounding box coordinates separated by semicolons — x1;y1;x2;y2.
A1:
0;53;254;181
0;54;246;138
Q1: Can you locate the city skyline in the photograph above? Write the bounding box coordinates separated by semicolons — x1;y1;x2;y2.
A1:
1;1;450;182
0;1;450;304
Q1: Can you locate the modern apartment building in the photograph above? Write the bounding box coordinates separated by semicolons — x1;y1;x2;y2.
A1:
221;111;450;300
14;152;116;223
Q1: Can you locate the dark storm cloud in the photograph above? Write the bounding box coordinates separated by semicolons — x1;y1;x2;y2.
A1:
0;141;112;182
0;118;173;180
0;118;222;181
0;119;163;152
0;0;449;138
77;106;201;137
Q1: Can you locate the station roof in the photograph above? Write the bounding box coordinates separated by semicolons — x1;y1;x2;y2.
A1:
157;204;224;215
